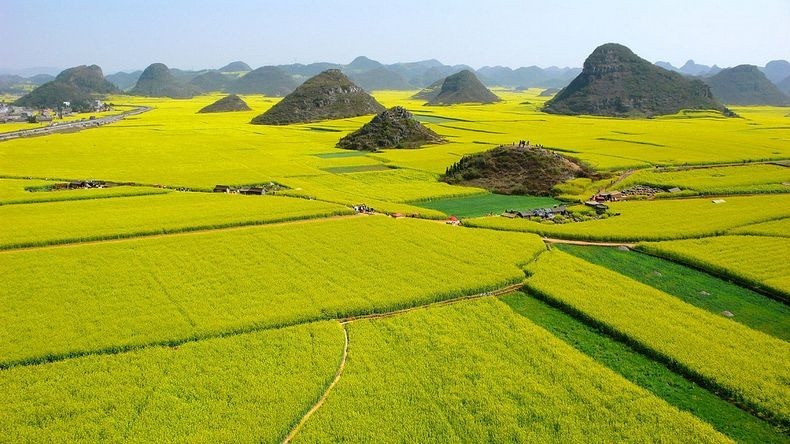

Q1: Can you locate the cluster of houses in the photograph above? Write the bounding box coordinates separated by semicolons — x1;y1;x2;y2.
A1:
352;204;374;214
590;185;676;203
0;100;110;124
213;184;265;195
502;205;569;220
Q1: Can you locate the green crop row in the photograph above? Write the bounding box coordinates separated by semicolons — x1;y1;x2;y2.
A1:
0;216;546;366
523;250;790;426
637;235;790;301
555;244;790;341
502;292;785;443
296;298;727;442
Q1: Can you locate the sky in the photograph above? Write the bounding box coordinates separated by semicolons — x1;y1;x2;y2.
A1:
1;0;788;74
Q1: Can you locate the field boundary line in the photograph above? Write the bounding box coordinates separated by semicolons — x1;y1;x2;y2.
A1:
281;283;526;442
634;245;789;304
282;324;348;443
0;281;525;370
0;212;360;253
339;283;525;324
542;238;637;248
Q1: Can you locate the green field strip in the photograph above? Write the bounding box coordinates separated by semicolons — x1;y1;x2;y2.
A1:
295;298;727;442
0;322;345;442
523;250;790;427
638;236;790;302
555;244;790;341
0;217;546;367
502;292;787;442
414;193;562;218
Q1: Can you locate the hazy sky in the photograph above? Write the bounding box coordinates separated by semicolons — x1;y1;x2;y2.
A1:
2;0;788;73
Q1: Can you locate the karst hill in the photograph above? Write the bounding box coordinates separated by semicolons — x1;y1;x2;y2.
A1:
337;106;445;151
544;43;731;117
250;69;385;125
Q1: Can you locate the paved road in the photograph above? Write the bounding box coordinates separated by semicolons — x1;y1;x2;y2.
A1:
0;106;153;141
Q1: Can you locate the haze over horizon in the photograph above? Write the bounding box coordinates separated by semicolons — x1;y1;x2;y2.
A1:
1;0;788;74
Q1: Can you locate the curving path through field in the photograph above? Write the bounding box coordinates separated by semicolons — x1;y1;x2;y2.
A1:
283;324;349;444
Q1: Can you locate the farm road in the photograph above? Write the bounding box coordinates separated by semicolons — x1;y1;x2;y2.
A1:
0;106;153;141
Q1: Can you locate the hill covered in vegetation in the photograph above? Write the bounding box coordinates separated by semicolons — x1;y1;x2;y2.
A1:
544;43;731;117
197;94;251;113
15;65;119;111
442;145;596;195
250;69;384;125
337;106;445;151
129;63;199;98
705;65;789;105
412;78;444;101
189;71;230;93
227;66;297;96
219;61;251;72
426;70;500;105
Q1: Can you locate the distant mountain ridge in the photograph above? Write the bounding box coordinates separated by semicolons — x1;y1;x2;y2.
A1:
704;65;789;105
129;63;199;98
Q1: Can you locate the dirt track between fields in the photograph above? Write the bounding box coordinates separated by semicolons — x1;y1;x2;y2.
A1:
541;238;637;248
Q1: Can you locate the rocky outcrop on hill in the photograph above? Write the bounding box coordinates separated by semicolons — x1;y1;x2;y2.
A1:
441;144;596;195
337;106;445;151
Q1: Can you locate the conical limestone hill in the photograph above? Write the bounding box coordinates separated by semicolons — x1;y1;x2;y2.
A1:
197;94;251;113
544;43;731;117
250;69;385;125
426;70;501;105
130;63;199;99
15;65;119;111
337;106;445;151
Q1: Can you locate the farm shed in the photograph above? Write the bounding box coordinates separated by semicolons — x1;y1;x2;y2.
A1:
213;185;231;193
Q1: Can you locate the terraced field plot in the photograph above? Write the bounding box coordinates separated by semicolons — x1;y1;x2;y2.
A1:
0;192;352;249
0;216;546;365
618;164;790;195
297;298;727;442
415;193;562;218
0;179;169;205
639;235;790;300
502;292;786;443
556;244;790;340
2;89;789;441
464;194;790;241
0;322;344;442
524;250;790;425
